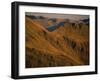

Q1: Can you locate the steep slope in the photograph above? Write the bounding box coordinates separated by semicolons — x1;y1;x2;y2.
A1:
48;22;89;65
25;17;89;68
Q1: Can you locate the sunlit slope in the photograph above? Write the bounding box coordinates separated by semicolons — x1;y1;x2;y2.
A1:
25;17;89;68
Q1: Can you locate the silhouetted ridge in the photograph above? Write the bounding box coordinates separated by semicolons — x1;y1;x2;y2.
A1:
26;15;37;19
48;18;57;22
81;18;89;25
37;16;46;19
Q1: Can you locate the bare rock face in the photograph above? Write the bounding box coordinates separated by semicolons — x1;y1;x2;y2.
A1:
25;16;89;68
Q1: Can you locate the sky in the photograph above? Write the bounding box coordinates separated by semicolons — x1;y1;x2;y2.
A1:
26;12;89;21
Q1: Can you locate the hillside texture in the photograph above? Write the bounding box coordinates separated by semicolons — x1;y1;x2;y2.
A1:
25;16;89;68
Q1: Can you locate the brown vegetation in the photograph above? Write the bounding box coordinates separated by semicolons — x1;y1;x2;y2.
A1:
25;16;89;68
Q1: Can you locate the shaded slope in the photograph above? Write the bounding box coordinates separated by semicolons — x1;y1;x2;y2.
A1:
25;17;89;68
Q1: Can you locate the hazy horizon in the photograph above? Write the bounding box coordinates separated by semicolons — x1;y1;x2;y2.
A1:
26;12;89;21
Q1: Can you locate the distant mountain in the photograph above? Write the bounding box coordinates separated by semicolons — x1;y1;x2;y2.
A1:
47;22;65;31
25;16;89;68
81;18;89;25
26;15;37;19
26;15;46;19
37;16;46;19
48;18;57;22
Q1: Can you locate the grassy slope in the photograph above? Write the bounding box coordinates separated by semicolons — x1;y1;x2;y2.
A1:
25;17;89;68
